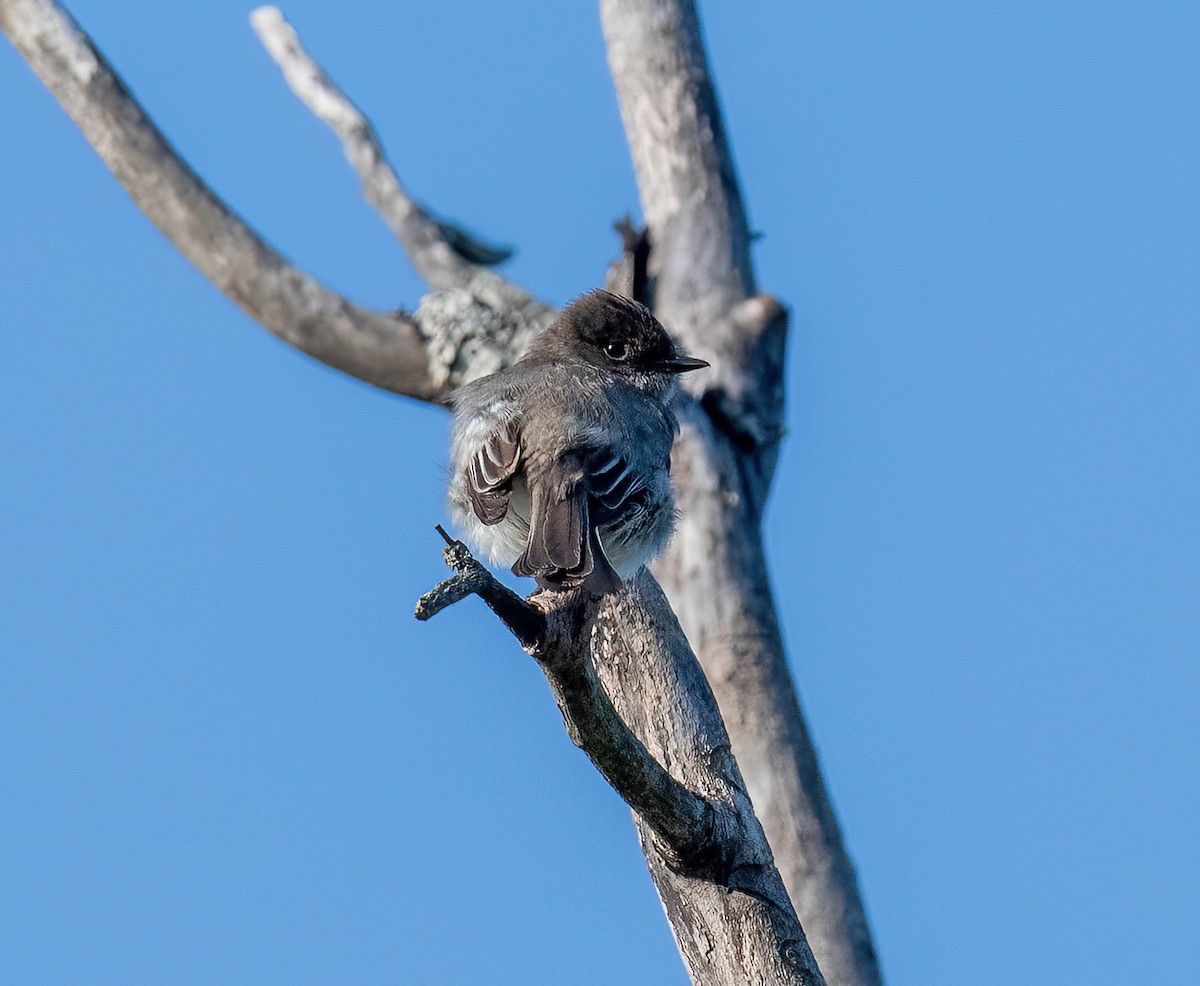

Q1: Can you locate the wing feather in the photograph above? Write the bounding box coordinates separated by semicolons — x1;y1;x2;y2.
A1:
583;448;646;519
465;422;522;526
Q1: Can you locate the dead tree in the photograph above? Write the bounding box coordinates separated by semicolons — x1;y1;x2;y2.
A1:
1;1;882;983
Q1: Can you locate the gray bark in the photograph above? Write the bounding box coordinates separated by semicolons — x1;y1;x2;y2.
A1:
417;538;824;985
601;3;883;983
1;0;883;982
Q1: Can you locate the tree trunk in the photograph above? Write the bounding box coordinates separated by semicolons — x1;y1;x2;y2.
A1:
601;3;883;981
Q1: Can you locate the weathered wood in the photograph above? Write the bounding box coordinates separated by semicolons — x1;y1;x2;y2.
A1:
595;575;823;986
0;0;552;402
2;0;883;981
417;539;825;986
0;0;437;399
250;7;545;318
600;2;883;982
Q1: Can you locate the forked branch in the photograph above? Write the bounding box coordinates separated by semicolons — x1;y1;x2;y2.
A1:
249;5;554;391
0;0;441;399
414;526;547;650
0;0;553;403
2;1;879;980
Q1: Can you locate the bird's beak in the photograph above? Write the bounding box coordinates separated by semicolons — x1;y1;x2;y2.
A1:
657;354;710;374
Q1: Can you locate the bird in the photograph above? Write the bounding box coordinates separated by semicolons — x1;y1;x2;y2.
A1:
447;290;709;595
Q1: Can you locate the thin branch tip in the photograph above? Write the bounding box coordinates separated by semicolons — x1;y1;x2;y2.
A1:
411;532;546;648
248;6;281;26
250;4;533;294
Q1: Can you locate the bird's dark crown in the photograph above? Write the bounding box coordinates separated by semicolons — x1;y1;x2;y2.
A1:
529;290;707;384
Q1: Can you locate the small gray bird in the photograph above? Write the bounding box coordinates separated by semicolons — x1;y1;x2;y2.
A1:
448;290;708;595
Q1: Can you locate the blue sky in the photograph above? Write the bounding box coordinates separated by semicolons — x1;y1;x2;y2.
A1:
2;2;1197;983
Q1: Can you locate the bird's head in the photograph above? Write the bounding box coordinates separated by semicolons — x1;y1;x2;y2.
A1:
534;290;708;396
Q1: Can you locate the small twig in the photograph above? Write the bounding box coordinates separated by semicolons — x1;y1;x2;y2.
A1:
414;528;546;650
609;216;654;309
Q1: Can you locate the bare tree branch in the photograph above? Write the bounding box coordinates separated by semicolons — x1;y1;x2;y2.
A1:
417;538;826;986
0;0;555;403
417;534;719;858
248;6;555;390
3;0;883;979
250;6;516;291
604;216;655;308
414;526;548;649
249;5;561;395
601;3;884;984
600;0;786;478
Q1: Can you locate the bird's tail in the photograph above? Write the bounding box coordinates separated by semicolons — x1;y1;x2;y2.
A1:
513;476;620;596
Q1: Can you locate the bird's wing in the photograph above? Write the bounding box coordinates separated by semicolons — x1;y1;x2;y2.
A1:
465;421;522;526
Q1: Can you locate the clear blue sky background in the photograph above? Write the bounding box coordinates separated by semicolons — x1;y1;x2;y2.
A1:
2;2;1197;983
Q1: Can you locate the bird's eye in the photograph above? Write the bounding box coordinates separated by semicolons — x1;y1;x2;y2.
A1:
604;341;629;361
